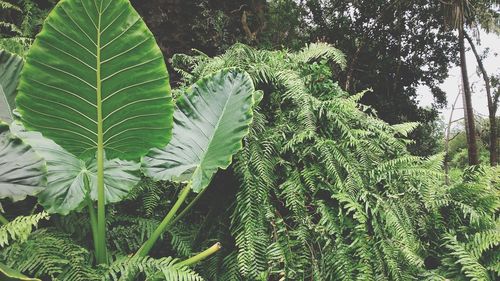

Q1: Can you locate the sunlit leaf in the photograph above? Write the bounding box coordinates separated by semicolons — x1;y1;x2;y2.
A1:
16;0;173;161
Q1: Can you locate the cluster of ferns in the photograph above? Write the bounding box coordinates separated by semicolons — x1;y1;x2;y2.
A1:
0;3;498;278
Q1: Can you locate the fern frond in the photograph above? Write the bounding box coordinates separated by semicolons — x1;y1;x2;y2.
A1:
1;229;99;281
0;21;21;34
0;0;21;12
107;215;160;253
391;122;420;137
467;228;500;259
105;256;203;281
171;42;499;280
294;42;347;69
444;234;491;281
0;212;49;247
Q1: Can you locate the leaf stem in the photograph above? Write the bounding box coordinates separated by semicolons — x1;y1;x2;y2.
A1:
96;142;106;264
86;198;99;260
176;242;222;267
135;184;191;257
95;2;107;265
170;186;208;225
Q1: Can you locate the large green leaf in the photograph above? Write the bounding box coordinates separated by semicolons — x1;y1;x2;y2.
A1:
16;0;173;161
0;122;45;202
0;262;40;281
0;50;23;123
10;121;140;214
143;69;255;192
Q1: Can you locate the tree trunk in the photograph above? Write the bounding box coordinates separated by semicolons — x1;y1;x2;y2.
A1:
462;83;470;139
458;25;479;165
464;31;497;166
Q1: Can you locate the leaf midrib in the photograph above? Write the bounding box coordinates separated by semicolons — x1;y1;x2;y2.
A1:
96;2;103;153
191;77;236;183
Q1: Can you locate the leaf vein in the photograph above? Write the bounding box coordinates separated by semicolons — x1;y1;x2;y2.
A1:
59;4;97;47
30;58;96;90
100;17;141;50
102;76;167;102
46;21;96;57
21;104;98;138
26;78;96;108
101;56;161;82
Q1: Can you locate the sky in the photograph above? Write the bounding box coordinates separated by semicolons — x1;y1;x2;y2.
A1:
416;29;500;126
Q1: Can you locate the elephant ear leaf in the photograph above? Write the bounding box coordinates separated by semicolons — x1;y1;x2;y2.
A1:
0;122;46;202
0;50;23;123
16;0;173;161
0;262;40;281
143;69;255;192
10;121;140;215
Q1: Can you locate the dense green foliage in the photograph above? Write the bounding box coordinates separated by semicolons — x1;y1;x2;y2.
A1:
0;0;51;56
1;37;499;281
129;0;460;156
1;0;256;279
158;43;499;280
1;0;460;156
0;1;498;281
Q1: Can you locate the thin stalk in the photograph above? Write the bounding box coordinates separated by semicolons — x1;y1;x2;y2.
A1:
176;242;222;267
83;174;99;258
458;24;479;165
95;1;107;264
0;213;9;225
170;186;208;226
135;184;191;257
445;91;462;185
96;136;106;264
87;199;99;258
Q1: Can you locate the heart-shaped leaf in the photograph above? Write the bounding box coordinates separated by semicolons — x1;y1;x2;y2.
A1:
0;50;23;123
10;121;140;214
16;0;173;161
0;122;45;202
143;69;255;192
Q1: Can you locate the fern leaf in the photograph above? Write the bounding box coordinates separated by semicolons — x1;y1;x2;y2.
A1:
0;212;49;247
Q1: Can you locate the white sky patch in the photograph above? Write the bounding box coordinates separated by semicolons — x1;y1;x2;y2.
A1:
416;29;500;124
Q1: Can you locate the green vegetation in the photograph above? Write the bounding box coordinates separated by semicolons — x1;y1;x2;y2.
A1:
166;43;499;280
0;0;498;280
1;0;256;279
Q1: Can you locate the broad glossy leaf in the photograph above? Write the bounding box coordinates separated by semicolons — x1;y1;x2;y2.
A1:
16;0;173;161
10;121;140;214
0;262;40;281
0;50;23;123
87;157;141;204
143;69;255;192
0;122;45;201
